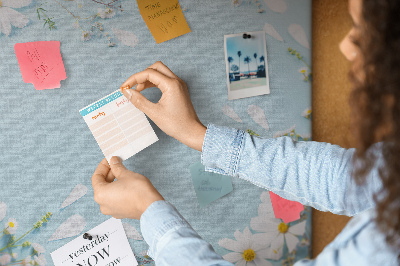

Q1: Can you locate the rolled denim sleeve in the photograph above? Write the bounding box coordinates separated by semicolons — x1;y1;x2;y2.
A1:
140;200;234;266
201;124;383;216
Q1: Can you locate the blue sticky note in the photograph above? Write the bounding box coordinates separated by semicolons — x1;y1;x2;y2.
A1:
189;162;233;207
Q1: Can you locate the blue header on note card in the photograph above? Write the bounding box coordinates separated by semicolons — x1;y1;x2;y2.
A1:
80;91;123;117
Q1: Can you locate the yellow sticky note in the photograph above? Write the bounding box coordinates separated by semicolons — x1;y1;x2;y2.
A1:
137;0;191;44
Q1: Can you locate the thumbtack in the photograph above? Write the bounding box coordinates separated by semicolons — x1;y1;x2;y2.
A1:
242;33;251;39
83;233;93;240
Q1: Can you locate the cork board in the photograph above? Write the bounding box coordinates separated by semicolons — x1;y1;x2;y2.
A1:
312;0;353;257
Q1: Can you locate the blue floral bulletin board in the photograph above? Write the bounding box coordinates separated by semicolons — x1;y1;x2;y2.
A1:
0;0;312;265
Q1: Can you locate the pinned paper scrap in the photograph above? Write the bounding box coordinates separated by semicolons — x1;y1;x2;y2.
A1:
60;184;88;209
137;0;191;44
51;218;138;266
14;41;67;90
189;162;233;208
269;191;304;223
48;214;86;242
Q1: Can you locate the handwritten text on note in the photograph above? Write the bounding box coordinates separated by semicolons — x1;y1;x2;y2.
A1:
137;0;191;44
14;41;67;90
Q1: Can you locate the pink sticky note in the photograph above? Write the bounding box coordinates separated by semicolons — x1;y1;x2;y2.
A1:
14;41;67;90
269;191;304;223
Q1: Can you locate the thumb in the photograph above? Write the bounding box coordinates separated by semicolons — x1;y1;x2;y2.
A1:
122;89;155;116
109;156;129;178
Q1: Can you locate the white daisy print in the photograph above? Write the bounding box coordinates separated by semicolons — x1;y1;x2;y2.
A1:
218;226;274;266
98;7;115;19
4;217;18;234
33;254;46;266
0;0;31;36
0;253;11;265
251;215;306;260
32;243;46;254
301;107;312;119
22;255;31;266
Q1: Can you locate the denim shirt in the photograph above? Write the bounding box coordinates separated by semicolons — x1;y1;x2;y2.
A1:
140;124;399;265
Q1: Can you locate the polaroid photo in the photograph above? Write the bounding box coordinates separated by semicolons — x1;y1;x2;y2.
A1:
224;31;270;100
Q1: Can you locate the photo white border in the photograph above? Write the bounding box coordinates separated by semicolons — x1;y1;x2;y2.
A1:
224;31;270;100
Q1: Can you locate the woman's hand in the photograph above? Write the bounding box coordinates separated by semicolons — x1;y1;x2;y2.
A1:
120;61;206;152
91;157;164;220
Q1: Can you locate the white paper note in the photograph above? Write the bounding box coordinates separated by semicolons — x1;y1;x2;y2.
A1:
51;218;138;266
79;90;158;162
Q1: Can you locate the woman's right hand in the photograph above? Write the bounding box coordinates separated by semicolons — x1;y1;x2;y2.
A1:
120;61;207;151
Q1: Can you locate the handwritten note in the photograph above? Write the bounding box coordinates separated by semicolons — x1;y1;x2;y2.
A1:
269;191;304;223
137;0;191;44
190;162;233;208
14;41;67;90
79;90;158;162
51;218;138;266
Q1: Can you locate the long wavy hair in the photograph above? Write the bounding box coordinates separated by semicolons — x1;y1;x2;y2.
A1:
349;0;400;253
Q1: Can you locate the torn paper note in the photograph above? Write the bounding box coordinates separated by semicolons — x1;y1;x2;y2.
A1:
222;105;242;123
263;23;283;42
112;28;139;48
0;202;6;222
247;105;269;131
79;90;158;162
60;184;88;209
122;223;143;240
269;191;304;223
48;214;86;242
14;41;67;90
263;0;287;13
137;0;191;44
190;162;233;208
51;218;138;266
288;24;310;49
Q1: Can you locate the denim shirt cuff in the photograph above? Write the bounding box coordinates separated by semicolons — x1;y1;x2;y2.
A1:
140;200;191;259
201;124;245;176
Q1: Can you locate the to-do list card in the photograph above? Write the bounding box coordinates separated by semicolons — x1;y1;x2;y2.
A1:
79;90;158;162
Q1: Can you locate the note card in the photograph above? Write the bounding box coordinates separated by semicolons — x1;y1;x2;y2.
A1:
190;162;233;208
79;90;158;162
137;0;191;44
269;191;304;223
14;41;67;90
51;218;138;266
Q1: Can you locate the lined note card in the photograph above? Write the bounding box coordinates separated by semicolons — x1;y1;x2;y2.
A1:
14;41;67;90
79;90;158;162
137;0;191;44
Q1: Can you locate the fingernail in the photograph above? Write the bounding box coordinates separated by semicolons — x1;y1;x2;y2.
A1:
124;89;133;100
120;85;130;92
110;156;122;165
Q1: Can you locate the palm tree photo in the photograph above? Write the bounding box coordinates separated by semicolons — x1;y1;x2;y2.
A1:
253;53;258;74
237;51;242;77
244;56;251;77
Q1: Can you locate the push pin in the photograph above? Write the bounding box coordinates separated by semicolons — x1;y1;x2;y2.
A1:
83;233;93;240
243;33;251;39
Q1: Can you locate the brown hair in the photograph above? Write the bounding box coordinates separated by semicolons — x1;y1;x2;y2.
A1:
349;0;400;252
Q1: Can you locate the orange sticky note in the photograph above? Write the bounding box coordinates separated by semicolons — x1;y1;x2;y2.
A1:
269;191;304;223
137;0;191;44
14;41;67;90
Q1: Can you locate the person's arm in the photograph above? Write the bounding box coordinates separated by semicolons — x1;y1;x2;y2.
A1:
202;124;383;216
140;200;233;266
91;157;233;266
118;61;382;216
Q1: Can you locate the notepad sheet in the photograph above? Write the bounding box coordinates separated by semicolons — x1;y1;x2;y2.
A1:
79;90;158;161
